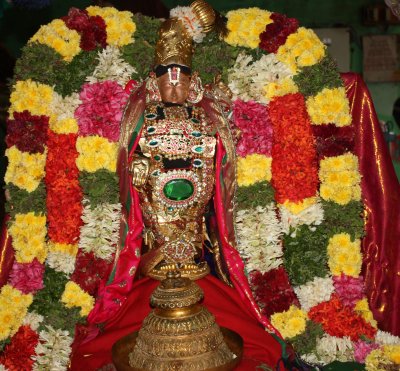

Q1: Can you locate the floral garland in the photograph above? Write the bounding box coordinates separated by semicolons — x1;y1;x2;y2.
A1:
2;5;400;371
1;7;135;369
224;7;400;369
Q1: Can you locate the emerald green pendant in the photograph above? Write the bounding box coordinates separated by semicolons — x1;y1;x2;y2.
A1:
163;179;194;201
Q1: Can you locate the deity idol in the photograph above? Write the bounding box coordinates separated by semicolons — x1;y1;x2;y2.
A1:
70;3;295;370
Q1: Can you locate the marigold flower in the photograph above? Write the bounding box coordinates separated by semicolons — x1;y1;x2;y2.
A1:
5;146;46;192
61;281;94;316
237;154;272;187
319;153;361;205
9;80;53;117
306;87;352;127
29;19;81;61
8;212;47;264
225;8;272;48
327;233;362;277
270;305;307;339
86;6;136;46
277;27;325;72
76;135;118;172
0;285;33;341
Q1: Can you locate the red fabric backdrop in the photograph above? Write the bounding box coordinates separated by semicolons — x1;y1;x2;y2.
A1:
343;73;400;336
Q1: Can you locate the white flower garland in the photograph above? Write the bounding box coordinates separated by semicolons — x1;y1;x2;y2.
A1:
375;330;400;345
22;312;43;331
46;251;76;276
293;276;334;312
79;201;122;261
228;52;293;104
86;46;137;86
303;335;354;365
50;92;81;131
32;326;73;370
279;201;324;236
236;204;283;273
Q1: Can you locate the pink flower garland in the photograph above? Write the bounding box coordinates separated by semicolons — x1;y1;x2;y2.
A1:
75;81;129;142
9;259;44;294
333;274;365;308
232;99;273;156
353;340;380;363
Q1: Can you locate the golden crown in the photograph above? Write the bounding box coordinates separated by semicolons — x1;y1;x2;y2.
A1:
154;0;216;69
154;18;193;68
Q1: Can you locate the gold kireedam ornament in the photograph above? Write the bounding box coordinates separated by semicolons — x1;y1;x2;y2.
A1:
154;18;193;68
154;0;216;68
112;271;242;370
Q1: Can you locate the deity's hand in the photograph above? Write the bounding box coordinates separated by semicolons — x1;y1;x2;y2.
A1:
213;73;233;100
129;157;150;188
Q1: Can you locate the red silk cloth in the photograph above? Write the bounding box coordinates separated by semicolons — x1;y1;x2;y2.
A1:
343;73;400;336
70;275;284;370
0;216;14;288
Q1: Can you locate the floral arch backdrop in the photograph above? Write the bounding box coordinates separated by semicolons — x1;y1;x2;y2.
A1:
1;5;399;370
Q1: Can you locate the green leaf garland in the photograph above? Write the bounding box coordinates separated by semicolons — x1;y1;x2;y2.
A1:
54;49;99;97
30;267;85;335
293;55;343;97
79;170;120;208
5;183;46;217
283;224;329;286
290;320;324;356
236;181;275;210
11;43;66;88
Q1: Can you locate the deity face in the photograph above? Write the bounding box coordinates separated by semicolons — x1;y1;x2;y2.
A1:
157;69;191;105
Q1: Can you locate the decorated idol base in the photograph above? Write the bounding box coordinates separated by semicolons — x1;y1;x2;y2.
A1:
112;328;243;371
112;272;243;371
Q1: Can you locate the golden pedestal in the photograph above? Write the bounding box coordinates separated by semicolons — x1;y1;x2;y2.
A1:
112;272;243;371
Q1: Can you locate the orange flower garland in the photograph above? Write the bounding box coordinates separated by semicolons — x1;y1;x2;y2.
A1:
308;295;377;341
45;132;82;244
269;93;318;204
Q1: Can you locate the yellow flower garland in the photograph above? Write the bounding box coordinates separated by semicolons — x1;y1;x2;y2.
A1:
277;27;325;72
87;6;136;46
385;345;400;364
76;135;118;172
264;77;299;100
29;19;81;62
237;154;272;187
225;8;272;49
366;345;400;370
5;146;46;192
61;282;95;316
270;305;307;339
354;298;378;328
327;233;362;277
0;285;33;341
319;153;361;205
8;212;47;264
306;87;352;127
50;117;79;135
9;80;54;118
